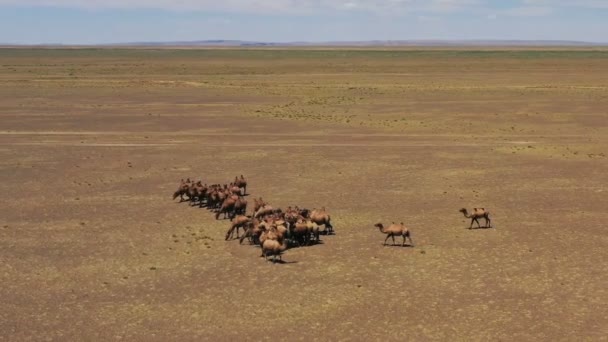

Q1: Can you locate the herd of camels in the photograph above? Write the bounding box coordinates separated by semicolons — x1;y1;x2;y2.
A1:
173;175;492;263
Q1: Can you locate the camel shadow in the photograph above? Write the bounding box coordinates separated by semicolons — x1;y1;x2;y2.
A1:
467;226;494;230
288;240;325;249
269;260;298;265
382;243;415;248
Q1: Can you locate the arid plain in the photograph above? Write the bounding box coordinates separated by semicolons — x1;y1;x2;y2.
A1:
1;48;607;340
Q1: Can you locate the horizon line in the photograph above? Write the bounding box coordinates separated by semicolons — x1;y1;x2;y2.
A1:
2;39;608;48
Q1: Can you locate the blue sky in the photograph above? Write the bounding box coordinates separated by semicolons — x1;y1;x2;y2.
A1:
1;0;607;44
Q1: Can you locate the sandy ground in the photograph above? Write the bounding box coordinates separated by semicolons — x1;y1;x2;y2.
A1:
0;48;607;341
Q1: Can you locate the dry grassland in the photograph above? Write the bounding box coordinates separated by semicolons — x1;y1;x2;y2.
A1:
1;48;607;340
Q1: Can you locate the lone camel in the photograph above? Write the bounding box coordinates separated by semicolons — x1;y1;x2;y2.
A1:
374;222;414;247
459;208;492;229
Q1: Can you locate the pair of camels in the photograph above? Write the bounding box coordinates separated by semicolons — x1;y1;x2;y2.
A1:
375;207;492;247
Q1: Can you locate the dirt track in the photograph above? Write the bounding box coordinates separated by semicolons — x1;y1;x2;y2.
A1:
0;48;607;341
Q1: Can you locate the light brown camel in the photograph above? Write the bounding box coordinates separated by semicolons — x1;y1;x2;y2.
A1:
374;222;414;247
310;207;334;235
459;208;492;229
254;205;280;219
261;228;288;263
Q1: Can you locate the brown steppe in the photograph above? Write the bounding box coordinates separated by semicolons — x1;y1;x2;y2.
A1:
0;48;607;341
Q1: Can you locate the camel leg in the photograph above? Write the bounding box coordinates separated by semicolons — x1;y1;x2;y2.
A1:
383;235;391;246
391;235;396;246
225;226;233;241
475;218;481;228
239;233;247;245
486;217;492;228
402;235;406;247
469;218;474;229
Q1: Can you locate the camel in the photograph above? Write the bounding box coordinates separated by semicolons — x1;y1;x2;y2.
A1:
459;208;492;229
239;219;262;245
306;219;320;244
296;206;311;219
234;175;247;195
374;222;414;247
172;179;191;202
274;221;289;240
260;227;288;263
252;197;267;216
291;219;311;246
254;205;281;219
225;215;251;241
229;184;243;196
172;186;189;202
262;236;287;263
291;218;320;246
258;222;274;248
234;196;248;216
187;181;206;206
216;195;238;220
310;207;334;235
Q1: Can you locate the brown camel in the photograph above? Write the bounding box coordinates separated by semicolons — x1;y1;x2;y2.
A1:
225;215;251;241
216;195;238;220
172;179;191;202
239;218;262;245
234;196;248;216
459;208;492;229
291;219;311;246
374;222;414;247
234;175;247;195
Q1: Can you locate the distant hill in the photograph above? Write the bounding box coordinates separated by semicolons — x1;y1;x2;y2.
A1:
110;39;607;47
3;39;608;48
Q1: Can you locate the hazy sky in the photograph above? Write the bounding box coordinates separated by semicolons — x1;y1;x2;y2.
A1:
1;0;607;44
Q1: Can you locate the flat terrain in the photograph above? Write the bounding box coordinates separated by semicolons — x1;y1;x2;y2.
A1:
1;48;607;341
